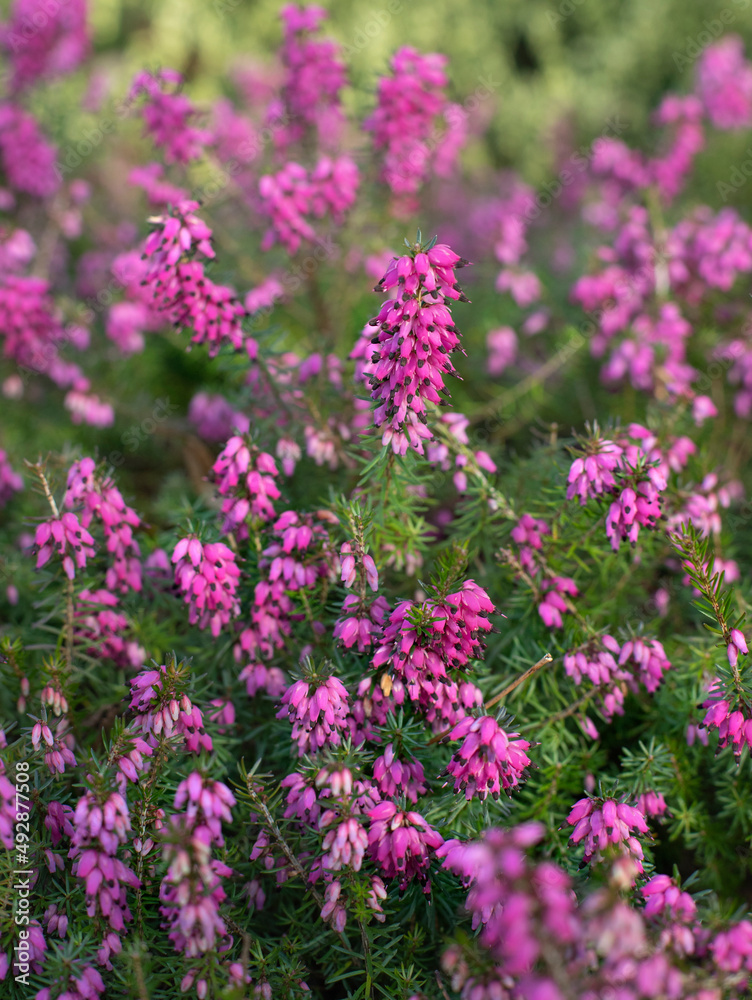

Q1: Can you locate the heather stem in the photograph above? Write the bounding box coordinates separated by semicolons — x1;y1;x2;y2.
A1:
28;461;75;676
133;737;174;938
359;918;374;1000
484;653;553;711
246;781;325;909
671;526;746;699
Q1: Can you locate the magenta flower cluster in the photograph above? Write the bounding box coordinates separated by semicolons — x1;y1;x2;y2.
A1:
357;242;470;456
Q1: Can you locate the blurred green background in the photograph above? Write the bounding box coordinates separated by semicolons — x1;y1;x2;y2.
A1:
6;0;752;523
78;0;752;186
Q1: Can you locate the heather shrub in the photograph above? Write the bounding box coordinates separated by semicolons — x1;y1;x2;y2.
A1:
2;4;752;999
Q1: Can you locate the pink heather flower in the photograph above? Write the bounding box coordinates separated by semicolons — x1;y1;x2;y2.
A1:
69;789;139;964
141;202;248;357
310;155;360;221
320;816;368;874
618;637;671;694
172;536;241;637
0;274;82;385
340;542;356;588
262;510;335;592
567;796;649;875
367;800;443;891
334;594;390;653
443;715;532;800
75;588;145;669
696;36;752;130
34;512;95;580
711;920;752;972
239;661;286;699
692;394;718;425
281;771;321;825
112;731;153;786
339;542;378;592
686;721;709;747
0;449;22;506
320;879;347;931
641;874;696;922
245;276;284;315
434;102;469;179
635;790;668;818
1;0;89;92
188;392;245;442
564;635;622;686
31;720;54;749
438;823;578;977
258;155;359;254
0;103;60;198
495;267;541;307
64;458;142;593
605;480;663;551
212;437;280;535
128;161;188;206
567;439;622;504
564;636;628;723
207;698;235;734
145;548;171;578
276;675;350;755
538;575;578;629
371;580;494;716
159;784;234;960
130;69;210;163
6;920;46;977
0;773;16;849
700;683;752;757
0;226;35;276
44;800;74;846
486;326;517;376
510;513;549;572
129;663;213;754
373;743;427;803
105;301;150;355
64;390;114;428
43;904;68;939
364;47;451;209
276;4;347;149
359;243;470;456
210;96;259;166
143;199;214;263
258;161;316;253
727;628;749;668
423;679;484;732
33;964;105;1000
38;717;76;775
174;773;236;845
233;576;295;665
